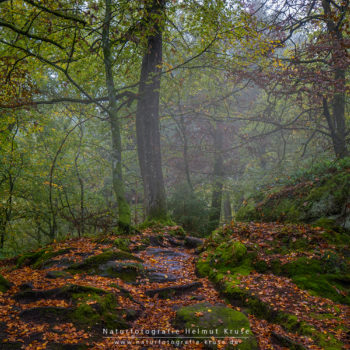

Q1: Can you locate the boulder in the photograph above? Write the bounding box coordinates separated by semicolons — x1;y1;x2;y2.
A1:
147;272;177;283
184;236;204;248
14;284;108;302
174;302;258;349
98;261;144;282
67;249;143;275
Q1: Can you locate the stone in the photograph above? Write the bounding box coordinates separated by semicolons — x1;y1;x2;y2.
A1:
184;236;204;248
98;261;144;282
19;282;34;291
174;303;258;349
146;248;186;257
147;272;177;283
45;270;72;279
145;281;202;298
271;331;307;350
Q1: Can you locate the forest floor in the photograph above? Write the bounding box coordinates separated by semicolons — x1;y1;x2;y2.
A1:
0;224;349;349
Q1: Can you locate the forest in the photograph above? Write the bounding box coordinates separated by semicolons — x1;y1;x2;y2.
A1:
0;0;349;349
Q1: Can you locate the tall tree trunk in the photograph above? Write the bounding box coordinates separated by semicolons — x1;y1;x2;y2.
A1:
223;192;232;224
102;0;131;230
180;114;194;192
135;0;167;221
208;124;224;233
322;0;349;158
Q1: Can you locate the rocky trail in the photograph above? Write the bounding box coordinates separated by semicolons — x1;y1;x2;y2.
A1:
0;224;349;349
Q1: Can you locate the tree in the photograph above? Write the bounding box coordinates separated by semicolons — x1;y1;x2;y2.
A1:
135;0;167;221
102;0;131;230
246;0;350;158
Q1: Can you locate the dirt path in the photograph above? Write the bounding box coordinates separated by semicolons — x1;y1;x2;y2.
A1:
0;230;237;350
0;226;349;349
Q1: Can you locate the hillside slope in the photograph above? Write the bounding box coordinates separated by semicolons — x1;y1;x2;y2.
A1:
236;160;350;229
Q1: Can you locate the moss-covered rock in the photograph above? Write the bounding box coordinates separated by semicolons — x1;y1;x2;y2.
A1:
16;249;46;268
14;284;108;302
278;257;350;304
196;238;253;288
113;238;131;252
67;249;142;272
16;248;72;269
235;160;350;229
17;284;131;330
32;248;72;269
196;226;347;349
72;293;129;329
0;274;11;292
174;303;258;349
98;261;144;281
45;270;72;279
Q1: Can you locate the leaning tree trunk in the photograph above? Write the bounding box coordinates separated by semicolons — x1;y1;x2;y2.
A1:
102;0;131;230
135;0;167;221
208;124;224;233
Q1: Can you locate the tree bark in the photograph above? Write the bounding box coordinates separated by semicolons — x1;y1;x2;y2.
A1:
102;0;131;230
208;123;224;233
223;192;232;224
135;0;167;221
322;0;349;158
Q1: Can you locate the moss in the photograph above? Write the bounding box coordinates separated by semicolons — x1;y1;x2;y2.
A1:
46;270;72;279
196;257;212;277
113;238;131;252
72;303;99;326
197;222;348;349
236;203;258;222
138;218;176;231
236;163;350;225
252;259;269;273
32;248;71;269
222;286;342;349
68;249;143;272
282;257;323;276
279;257;350;304
64;284;108;297
167;226;186;238
174;303;258;349
99;262;144;282
71;290;129;329
311;330;343;349
291;275;350;305
16;249;46;268
313;218;341;231
213;241;247;266
0;274;11;292
93;236;114;244
16;248;71;269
